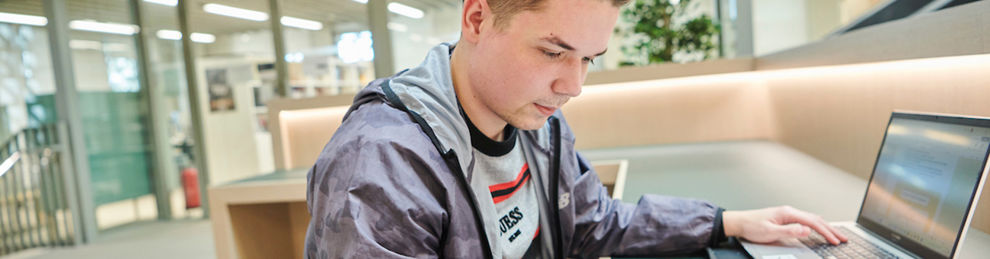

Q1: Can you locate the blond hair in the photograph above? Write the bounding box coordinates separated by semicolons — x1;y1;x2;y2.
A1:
487;0;630;29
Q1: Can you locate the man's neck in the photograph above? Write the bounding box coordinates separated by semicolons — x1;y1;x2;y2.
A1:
450;44;508;142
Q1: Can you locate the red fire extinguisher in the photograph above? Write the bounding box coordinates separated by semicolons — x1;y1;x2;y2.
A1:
181;167;201;209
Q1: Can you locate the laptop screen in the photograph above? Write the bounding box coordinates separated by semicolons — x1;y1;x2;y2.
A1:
858;113;990;259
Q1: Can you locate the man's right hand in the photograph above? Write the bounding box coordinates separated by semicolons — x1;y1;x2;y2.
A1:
722;206;849;245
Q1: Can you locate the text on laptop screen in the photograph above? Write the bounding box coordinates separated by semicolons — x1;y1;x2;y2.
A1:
860;117;990;256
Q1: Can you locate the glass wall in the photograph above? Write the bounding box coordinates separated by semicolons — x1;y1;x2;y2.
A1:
601;0;892;70
278;0;460;99
281;0;375;98
0;3;78;252
0;0;58;140
65;0;158;230
387;0;460;72
603;0;723;69
185;0;277;184
138;0;199;219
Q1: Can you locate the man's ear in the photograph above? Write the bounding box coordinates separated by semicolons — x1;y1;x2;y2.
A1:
460;0;489;44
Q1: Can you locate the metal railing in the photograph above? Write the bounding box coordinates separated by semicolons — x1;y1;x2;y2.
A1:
0;124;76;256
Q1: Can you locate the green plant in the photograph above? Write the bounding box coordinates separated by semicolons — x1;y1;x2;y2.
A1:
617;0;720;66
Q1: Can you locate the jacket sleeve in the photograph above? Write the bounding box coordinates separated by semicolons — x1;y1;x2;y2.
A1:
305;131;448;258
567;152;725;257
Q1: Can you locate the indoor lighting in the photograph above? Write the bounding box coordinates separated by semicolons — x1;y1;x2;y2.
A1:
68;40;103;50
156;29;182;40
582;71;757;95
143;0;178;6
69;20;139;35
584;53;990;96
190;33;216;43
337;31;374;63
281;16;323;30
387;2;424;19
284;52;304;63
386;22;407;32
350;0;424;19
0;12;48;26
203;3;268;21
156;29;215;43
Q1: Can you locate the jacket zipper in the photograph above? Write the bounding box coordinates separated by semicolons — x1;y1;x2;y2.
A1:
548;117;564;258
380;81;494;259
442;150;495;259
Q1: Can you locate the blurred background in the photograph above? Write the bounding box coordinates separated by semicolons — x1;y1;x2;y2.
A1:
0;0;983;258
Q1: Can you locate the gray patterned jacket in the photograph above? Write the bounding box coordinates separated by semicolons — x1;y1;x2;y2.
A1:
304;42;724;258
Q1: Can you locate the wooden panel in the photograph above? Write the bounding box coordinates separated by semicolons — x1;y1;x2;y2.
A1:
569;53;990;232
210;178;307;258
229;203;294;259
226;201;311;259
564;74;774;150
594;163;621;185
763;54;990;233
209;190;236;259
592;160;628;200
279;106;350;169
289;202;310;259
267;94;354;170
764;56;990;177
584;58;754;86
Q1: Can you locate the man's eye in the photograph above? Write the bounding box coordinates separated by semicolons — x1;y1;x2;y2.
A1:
582;57;595;65
543;51;562;59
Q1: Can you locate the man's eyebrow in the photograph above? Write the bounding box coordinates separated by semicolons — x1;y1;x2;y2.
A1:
541;36;607;57
594;49;608;57
542;36;574;51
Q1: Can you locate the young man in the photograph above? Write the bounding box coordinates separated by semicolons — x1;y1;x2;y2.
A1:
305;0;848;257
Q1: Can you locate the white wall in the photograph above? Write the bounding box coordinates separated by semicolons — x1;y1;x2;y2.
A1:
752;0;810;56
840;0;886;25
805;0;842;41
194;58;264;185
751;0;884;57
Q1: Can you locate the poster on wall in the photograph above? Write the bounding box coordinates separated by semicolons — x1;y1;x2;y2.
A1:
206;68;235;112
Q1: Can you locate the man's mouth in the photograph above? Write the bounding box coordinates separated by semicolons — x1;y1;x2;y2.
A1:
534;103;557;116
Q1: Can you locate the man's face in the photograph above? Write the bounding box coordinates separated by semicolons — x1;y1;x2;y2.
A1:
467;0;620;130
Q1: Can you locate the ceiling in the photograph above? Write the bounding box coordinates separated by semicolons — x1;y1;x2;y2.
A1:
0;0;461;35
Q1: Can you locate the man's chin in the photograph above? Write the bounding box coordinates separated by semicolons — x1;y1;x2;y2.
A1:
511;116;551;130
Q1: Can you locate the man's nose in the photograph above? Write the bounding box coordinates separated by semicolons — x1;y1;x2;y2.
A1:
551;59;584;97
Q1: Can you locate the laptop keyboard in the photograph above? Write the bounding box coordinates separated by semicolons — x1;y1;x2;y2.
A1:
799;226;901;259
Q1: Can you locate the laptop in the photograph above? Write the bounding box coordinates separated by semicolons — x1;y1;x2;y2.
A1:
741;111;990;259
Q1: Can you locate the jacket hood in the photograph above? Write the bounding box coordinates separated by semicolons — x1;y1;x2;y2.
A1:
347;42;476;177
